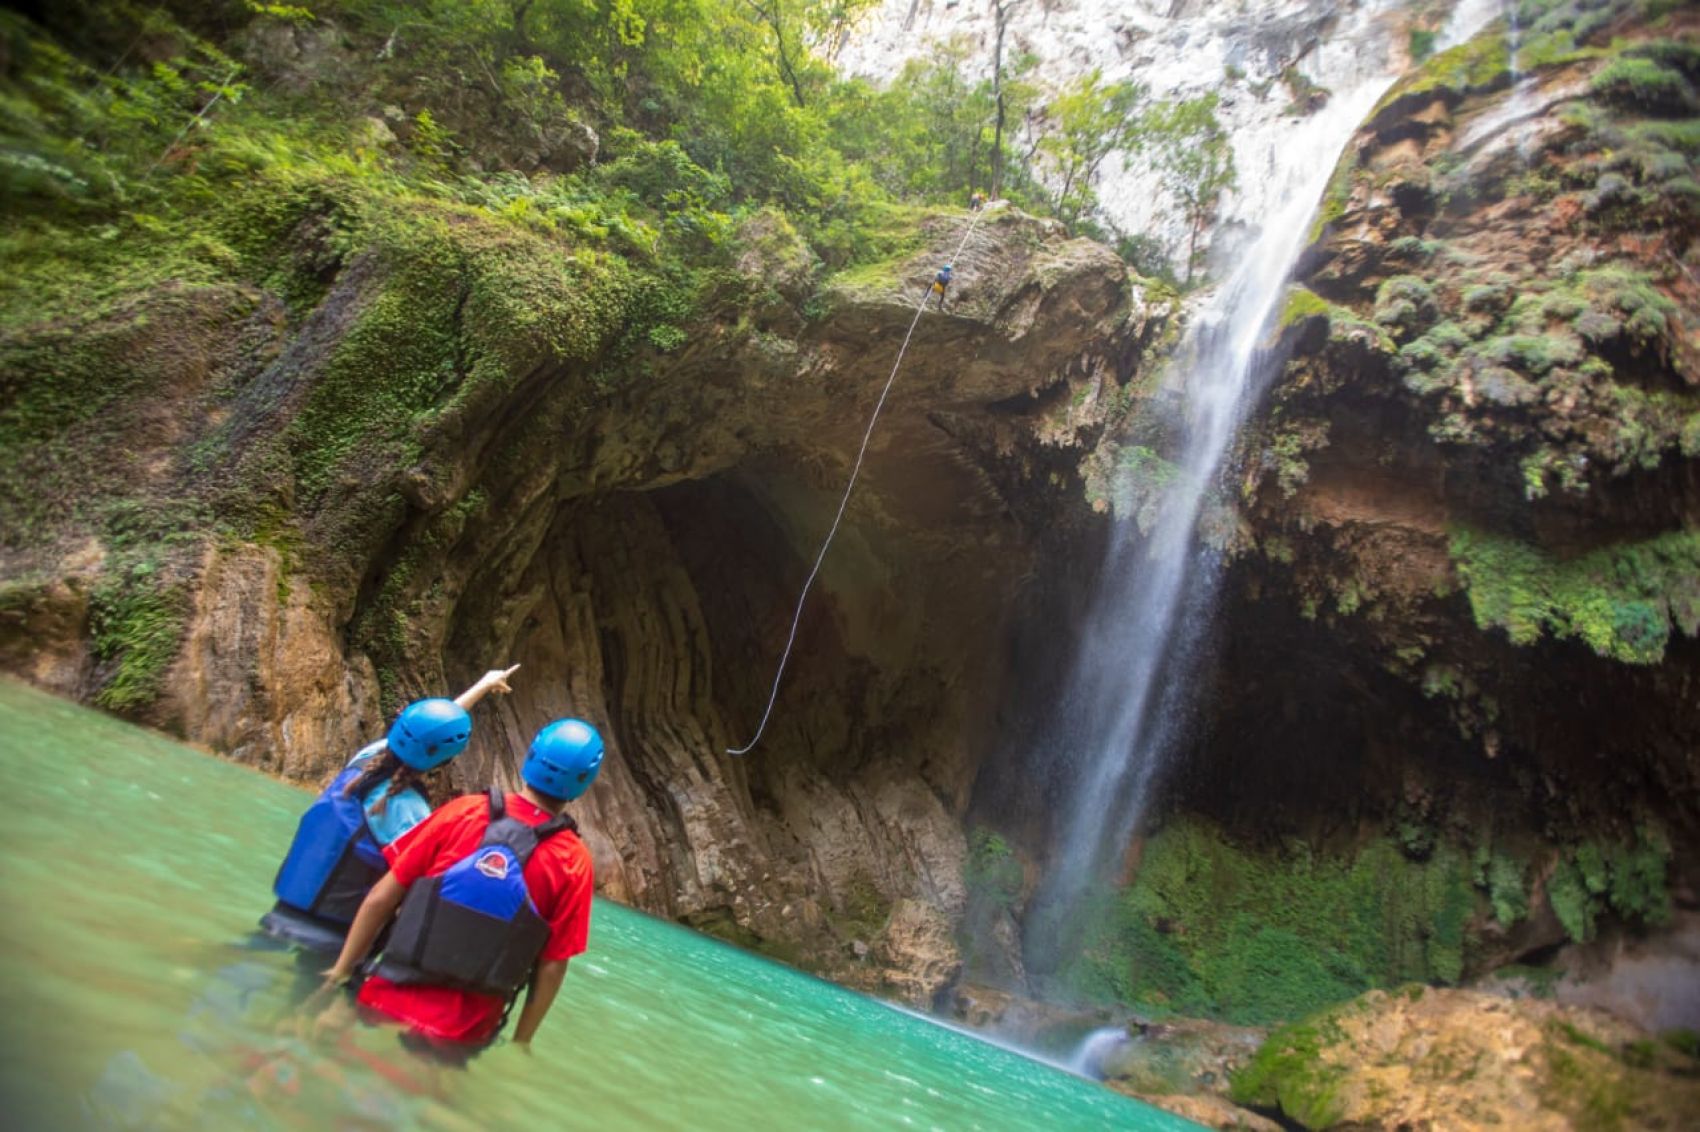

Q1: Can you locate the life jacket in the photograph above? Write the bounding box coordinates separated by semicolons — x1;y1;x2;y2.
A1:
259;762;392;952
373;788;575;999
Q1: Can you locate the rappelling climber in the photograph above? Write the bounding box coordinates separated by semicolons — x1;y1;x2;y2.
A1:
930;263;953;310
969;190;986;211
320;717;603;1056
258;665;520;956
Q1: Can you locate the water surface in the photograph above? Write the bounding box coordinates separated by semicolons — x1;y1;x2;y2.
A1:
0;680;1194;1130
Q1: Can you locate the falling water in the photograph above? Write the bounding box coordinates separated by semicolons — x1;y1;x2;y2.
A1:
1505;0;1538;163
1024;0;1501;972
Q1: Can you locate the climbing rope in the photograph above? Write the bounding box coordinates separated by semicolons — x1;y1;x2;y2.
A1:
727;202;1004;756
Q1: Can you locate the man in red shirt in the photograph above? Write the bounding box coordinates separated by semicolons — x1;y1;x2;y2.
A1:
323;718;605;1052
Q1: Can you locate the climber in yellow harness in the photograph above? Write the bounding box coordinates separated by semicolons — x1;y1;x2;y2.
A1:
929;264;953;310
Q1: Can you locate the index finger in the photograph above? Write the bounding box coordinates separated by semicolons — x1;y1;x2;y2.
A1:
501;664;521;679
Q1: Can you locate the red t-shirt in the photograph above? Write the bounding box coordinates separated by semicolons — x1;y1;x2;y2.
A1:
356;791;594;1045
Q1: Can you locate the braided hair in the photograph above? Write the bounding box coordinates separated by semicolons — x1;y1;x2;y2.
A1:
341;748;449;815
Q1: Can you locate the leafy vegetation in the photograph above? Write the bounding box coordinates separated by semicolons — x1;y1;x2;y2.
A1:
1545;828;1672;942
1449;527;1700;664
1229;1010;1350;1127
0;0;1218;718
1057;817;1476;1025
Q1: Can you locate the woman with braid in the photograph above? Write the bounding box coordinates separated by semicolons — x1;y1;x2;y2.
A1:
258;665;520;956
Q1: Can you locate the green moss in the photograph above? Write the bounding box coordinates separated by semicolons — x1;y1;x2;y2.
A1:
1449;527;1700;663
1060;818;1477;1026
832;872;893;942
1307;153;1360;245
1485;853;1530;926
1630;118;1700;154
1543;1023;1636;1131
1229;1011;1350;1128
1093;444;1183;530
1547;829;1672;943
1373;275;1440;339
1662;1029;1700;1058
1280;286;1333;328
964;828;1024;907
1373;33;1511;117
88;558;190;712
1590;55;1697;113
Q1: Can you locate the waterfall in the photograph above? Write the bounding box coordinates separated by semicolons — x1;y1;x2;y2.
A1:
1023;0;1501;974
1505;0;1538;162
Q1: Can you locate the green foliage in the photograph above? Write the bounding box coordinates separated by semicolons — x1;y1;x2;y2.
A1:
0;8;248;211
1280;65;1330;115
1547;829;1672;943
1590;55;1697;114
1663;1029;1700;1058
1410;28;1439;64
1308;151;1360;245
1034;69;1146;224
89;557;189;712
1376;33;1511;115
1373;275;1439;340
1059;818;1477;1026
1279;286;1333;328
1229;1011;1350;1127
1101;444;1182;530
1485;853;1530;926
964;828;1024;907
1143;93;1236;283
1449;527;1700;663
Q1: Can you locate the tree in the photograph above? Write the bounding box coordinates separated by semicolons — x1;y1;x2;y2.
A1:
989;0;1024;198
1145;93;1236;284
1034;69;1146;224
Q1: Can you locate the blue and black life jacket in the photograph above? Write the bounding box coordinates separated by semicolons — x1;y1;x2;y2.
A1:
374;788;575;1000
259;763;391;953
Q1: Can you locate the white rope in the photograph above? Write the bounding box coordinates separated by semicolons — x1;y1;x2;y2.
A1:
728;203;1002;756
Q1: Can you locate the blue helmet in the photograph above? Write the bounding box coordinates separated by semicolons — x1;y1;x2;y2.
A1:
523;719;604;801
387;698;472;771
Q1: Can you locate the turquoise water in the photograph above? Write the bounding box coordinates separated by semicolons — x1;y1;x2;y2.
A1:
0;680;1195;1130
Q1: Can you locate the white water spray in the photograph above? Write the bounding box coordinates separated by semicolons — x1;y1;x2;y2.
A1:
1027;1;1501;964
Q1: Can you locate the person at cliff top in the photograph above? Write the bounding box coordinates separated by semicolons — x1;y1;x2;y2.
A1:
930;263;953;309
969;190;986;211
321;718;603;1056
259;665;521;956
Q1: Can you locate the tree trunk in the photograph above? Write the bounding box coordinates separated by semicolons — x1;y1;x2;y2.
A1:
991;0;1014;197
1185;211;1201;284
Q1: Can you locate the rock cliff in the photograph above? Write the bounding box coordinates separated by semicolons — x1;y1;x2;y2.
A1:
0;195;1168;1001
1200;0;1698;1009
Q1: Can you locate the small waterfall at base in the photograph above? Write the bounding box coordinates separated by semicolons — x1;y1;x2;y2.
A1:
1069;1026;1132;1079
1022;0;1501;978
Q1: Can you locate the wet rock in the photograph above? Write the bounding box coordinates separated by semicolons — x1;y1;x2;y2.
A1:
1099;1016;1267;1096
1125;1092;1281;1132
1233;987;1700;1130
235;20;355;94
0;203;1165;1007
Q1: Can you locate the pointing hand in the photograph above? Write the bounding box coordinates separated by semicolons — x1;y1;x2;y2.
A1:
481;664;521;695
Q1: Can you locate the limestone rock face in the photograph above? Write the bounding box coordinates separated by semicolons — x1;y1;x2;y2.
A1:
0;207;1167;1002
1233;987;1700;1131
1189;7;1700;967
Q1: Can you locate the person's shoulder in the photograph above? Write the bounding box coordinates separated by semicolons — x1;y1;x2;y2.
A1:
417;792;488;830
542;826;594;872
440;792;490;817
